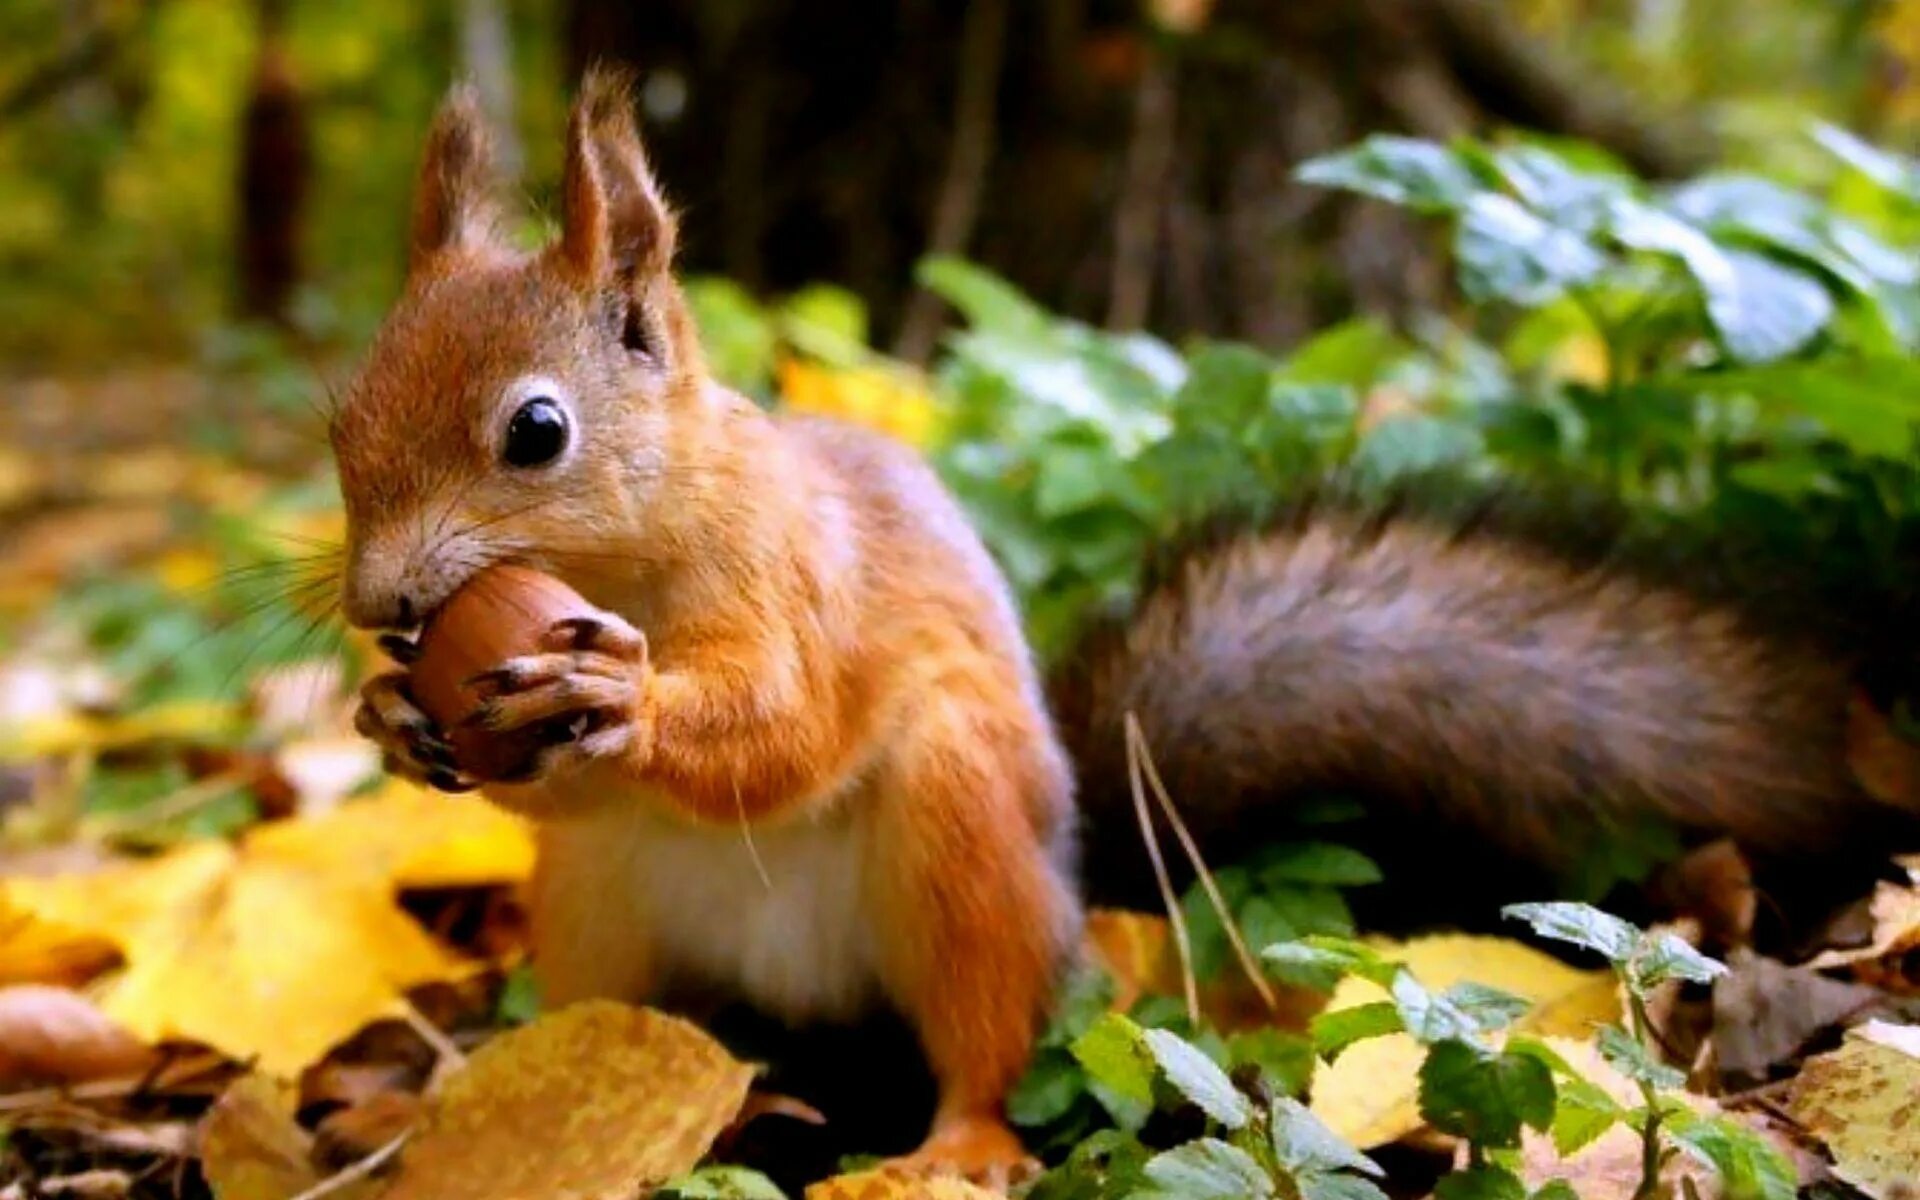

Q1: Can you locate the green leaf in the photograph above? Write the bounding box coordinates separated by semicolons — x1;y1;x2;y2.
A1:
1227;1029;1315;1097
1813;123;1920;202
1278;319;1407;389
1418;1041;1557;1149
1455;193;1606;306
1254;843;1384;887
1596;1025;1686;1090
1491;143;1629;234
1628;932;1727;991
1549;1074;1625;1157
1350;415;1485;484
1530;1182;1580;1200
494;965;542;1026
1439;983;1534;1035
1432;1165;1527;1200
1663;1110;1798;1200
1391;972;1482;1044
1137;1138;1274;1199
1311;1002;1405;1061
1142;1028;1252;1129
1298;1176;1391;1200
1606;199;1835;363
1008;1049;1090;1127
1295;135;1482;213
658;1167;788;1199
1071;1014;1156;1112
1502;902;1640;962
1263;937;1398;990
1029;1130;1153;1200
1270;1097;1384;1178
917;256;1052;337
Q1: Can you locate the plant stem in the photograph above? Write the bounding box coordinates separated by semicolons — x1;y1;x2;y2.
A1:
1627;993;1665;1200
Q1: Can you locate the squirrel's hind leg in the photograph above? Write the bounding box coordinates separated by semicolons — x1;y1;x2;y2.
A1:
865;696;1079;1183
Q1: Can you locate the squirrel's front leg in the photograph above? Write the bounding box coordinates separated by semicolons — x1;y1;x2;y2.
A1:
354;665;476;793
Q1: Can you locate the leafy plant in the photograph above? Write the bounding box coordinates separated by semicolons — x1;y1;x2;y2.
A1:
1503;902;1794;1200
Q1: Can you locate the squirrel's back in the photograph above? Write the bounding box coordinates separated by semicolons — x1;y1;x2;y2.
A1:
1050;483;1920;915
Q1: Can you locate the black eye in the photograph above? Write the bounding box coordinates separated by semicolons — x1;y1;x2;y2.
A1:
502;397;569;468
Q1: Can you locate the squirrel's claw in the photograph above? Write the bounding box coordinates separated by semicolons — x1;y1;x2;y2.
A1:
541;613;648;663
357;671;468;788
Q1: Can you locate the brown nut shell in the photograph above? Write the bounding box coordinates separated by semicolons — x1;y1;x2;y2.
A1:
409;564;597;782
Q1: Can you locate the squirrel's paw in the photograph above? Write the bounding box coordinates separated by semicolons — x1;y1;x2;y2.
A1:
460;611;650;778
885;1113;1038;1191
354;671;476;793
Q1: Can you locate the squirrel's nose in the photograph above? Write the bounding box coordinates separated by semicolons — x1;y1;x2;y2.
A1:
342;545;422;630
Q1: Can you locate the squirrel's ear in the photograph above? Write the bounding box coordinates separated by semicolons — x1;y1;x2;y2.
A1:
555;65;676;288
409;84;498;269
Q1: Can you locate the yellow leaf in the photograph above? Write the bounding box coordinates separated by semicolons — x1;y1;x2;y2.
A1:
155;547;223;595
1310;934;1619;1149
0;783;534;1075
805;1168;1005;1200
1082;908;1326;1032
1807;880;1920;990
382;1001;754;1200
0;700;245;762
1789;1020;1920;1199
777;358;942;448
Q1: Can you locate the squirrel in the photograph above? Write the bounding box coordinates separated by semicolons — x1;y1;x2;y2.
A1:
333;71;1920;1182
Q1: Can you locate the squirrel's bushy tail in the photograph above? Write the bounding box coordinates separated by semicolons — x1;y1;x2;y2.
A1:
1048;481;1920;909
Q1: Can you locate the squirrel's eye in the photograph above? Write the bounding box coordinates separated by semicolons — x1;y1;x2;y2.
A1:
501;397;569;468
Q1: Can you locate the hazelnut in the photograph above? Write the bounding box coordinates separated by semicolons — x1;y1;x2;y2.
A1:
409;565;596;782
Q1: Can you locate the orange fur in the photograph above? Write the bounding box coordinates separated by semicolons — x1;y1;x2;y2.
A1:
334;70;1076;1177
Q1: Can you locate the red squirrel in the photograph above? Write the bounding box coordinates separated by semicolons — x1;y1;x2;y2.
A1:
335;70;1920;1182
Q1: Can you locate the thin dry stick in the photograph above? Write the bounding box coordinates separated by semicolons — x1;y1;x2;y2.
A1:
1124;712;1199;1026
285;1131;410;1200
1127;714;1281;1015
400;1001;467;1088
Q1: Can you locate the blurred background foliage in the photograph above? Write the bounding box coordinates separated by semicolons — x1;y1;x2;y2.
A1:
0;0;1914;364
0;0;1918;673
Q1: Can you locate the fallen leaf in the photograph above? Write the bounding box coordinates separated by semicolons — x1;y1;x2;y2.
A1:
1790;1020;1920;1199
0;984;156;1084
804;1169;1004;1200
0;781;533;1074
199;1074;327;1200
0;700;245;763
1713;949;1886;1085
1806;879;1920;990
1082;908;1325;1032
1309;934;1619;1148
381;1001;754;1200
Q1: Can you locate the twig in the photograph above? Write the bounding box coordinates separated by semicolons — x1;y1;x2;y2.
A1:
400;1001;467;1088
1127;715;1281;1015
1106;51;1178;330
892;0;1010;364
286;1131;410;1200
1124;713;1199;1026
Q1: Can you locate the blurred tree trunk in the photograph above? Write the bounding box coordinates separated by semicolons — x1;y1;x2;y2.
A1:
235;0;310;327
461;0;521;180
565;0;1708;349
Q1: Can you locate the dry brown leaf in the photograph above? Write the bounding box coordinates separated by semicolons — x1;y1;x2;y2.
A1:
1310;934;1619;1148
1713;949;1887;1085
381;1001;754;1200
0;781;533;1074
199;1074;326;1200
0;984;156;1084
1806;878;1920;990
804;1169;1005;1200
1789;1020;1920;1200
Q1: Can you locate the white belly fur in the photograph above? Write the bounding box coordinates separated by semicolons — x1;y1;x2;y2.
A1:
540;794;882;1024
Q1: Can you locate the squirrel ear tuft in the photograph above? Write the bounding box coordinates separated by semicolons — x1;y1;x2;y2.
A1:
556;64;677;288
409;83;499;269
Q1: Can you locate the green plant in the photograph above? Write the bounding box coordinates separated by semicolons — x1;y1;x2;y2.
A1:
1502;903;1795;1200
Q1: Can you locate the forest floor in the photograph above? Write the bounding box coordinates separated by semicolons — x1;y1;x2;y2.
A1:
0;370;1918;1200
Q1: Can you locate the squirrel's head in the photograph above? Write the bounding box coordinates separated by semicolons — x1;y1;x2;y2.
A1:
332;69;706;630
